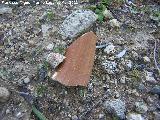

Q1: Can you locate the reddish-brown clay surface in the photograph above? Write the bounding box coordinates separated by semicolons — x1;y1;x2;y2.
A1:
52;31;97;86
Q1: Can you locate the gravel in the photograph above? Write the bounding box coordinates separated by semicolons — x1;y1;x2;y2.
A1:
104;99;126;119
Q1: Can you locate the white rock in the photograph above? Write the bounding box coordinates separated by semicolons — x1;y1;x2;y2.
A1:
127;113;144;120
109;19;121;28
0;87;10;103
103;9;113;19
143;56;150;62
0;6;12;14
46;43;54;51
23;77;30;84
104;43;115;54
58;10;97;39
145;71;157;83
126;60;132;69
46;52;66;68
102;60;117;74
120;76;126;84
116;49;127;58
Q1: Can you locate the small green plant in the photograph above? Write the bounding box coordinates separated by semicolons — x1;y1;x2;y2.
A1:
79;88;86;97
47;11;54;21
100;0;112;6
153;10;160;19
36;85;47;96
53;45;65;55
43;60;51;71
128;69;142;81
85;0;118;22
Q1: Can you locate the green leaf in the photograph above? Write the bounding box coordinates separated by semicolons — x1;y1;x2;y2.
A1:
47;11;54;21
85;5;97;11
32;105;48;120
95;9;101;14
98;14;104;22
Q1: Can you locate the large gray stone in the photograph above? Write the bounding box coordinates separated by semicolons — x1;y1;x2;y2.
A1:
58;10;97;39
104;99;126;119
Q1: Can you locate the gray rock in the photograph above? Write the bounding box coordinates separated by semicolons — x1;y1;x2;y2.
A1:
46;52;65;68
150;86;160;95
37;64;48;81
127;113;144;120
154;112;160;120
58;10;97;39
138;84;147;93
135;101;148;113
41;24;51;37
0;6;12;14
104;99;126;119
0;87;10;103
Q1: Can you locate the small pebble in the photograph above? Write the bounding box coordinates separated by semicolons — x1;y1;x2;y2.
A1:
138;84;147;93
127;113;144;120
0;87;10;103
143;56;150;62
120;76;126;84
109;19;121;28
150;86;160;95
99;113;105;120
23;77;30;84
72;115;78;120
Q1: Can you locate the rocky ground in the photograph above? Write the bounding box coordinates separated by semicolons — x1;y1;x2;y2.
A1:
0;0;160;120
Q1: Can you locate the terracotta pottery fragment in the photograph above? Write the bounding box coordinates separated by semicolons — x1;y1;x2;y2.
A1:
52;31;97;86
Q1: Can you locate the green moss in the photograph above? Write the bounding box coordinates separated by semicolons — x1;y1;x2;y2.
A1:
47;11;54;21
128;69;142;81
79;88;86;97
53;45;65;55
36;85;47;96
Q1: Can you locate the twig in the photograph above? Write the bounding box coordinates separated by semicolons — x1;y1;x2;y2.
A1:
154;39;160;73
